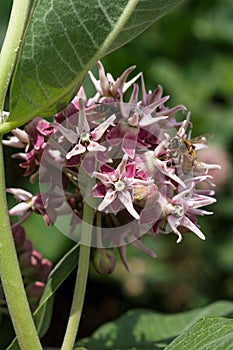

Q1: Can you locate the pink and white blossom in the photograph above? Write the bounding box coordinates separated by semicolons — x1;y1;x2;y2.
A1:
92;155;153;220
54;99;115;160
4;61;220;271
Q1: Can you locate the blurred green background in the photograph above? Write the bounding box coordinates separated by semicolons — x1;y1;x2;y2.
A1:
1;0;233;347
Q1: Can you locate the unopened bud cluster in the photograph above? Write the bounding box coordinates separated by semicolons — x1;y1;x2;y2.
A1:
12;224;52;311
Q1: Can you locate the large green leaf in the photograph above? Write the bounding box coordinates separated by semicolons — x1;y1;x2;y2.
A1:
8;0;183;128
6;243;80;350
75;301;233;350
166;317;233;350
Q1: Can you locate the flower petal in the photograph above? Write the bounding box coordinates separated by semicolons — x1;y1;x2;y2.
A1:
77;98;90;134
9;202;31;216
181;216;206;240
98;189;117;211
66;143;86;159
53;122;77;143
118;191;139;220
132;239;157;258
87;141;106;152
91;114;116;140
6;188;32;201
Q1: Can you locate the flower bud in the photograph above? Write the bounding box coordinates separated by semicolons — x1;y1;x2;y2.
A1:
19;250;42;276
92;249;116;275
12;224;26;250
18;239;33;254
26;281;45;310
133;183;158;207
35;258;52;282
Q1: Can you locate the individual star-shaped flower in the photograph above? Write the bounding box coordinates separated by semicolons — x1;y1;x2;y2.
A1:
106;84;169;159
141;75;187;117
53;98;116;160
7;188;63;226
88;61;141;101
159;184;216;242
138;134;186;188
91;155;154;220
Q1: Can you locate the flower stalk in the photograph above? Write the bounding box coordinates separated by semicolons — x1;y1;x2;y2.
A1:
0;0;31;115
0;137;42;350
0;0;43;348
61;201;94;350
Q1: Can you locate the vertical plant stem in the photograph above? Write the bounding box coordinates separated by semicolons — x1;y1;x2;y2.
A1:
0;0;31;113
0;138;42;350
61;201;94;350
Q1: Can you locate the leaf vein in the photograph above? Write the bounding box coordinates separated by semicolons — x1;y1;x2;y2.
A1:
97;0;115;26
43;2;82;73
72;2;100;50
50;6;85;68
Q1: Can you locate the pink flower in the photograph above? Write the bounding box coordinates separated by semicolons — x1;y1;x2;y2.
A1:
92;155;153;219
138;134;186;188
12;149;38;179
7;188;33;217
141;75;186;117
88;61;141;101
7;188;63;226
25;117;54;151
158;184;216;242
3;128;29;148
4;118;54;182
53;99;115;160
106;84;169;158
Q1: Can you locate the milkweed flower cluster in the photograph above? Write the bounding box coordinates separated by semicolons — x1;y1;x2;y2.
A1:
4;61;220;272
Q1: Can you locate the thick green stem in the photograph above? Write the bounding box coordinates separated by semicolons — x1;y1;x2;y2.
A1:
0;0;31;114
0;1;42;347
0;138;42;350
61;202;94;350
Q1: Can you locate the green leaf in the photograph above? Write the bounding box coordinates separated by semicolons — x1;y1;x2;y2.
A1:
8;0;183;127
165;317;233;350
6;243;80;350
35;242;80;336
75;301;233;350
34;294;54;338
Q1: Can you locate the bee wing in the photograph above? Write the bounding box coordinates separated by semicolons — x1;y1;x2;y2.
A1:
191;134;213;145
190;134;213;152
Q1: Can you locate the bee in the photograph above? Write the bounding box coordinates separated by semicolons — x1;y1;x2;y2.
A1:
168;135;208;175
